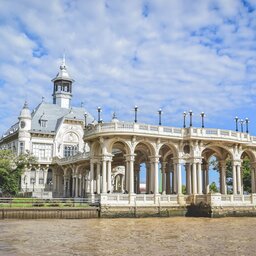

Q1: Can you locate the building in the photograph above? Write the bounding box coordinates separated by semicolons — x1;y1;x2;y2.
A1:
1;58;256;212
0;57;93;197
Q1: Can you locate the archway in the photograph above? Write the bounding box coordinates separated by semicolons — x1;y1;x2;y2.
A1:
201;145;232;194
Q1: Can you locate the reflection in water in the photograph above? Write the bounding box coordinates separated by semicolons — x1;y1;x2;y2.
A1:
0;217;256;256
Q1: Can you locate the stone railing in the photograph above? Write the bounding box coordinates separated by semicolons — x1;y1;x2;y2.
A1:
84;122;256;144
100;193;179;206
53;151;90;165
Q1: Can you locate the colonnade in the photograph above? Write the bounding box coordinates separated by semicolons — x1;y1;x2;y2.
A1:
53;157;256;197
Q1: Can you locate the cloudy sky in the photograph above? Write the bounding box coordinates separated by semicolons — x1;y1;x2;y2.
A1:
0;0;256;134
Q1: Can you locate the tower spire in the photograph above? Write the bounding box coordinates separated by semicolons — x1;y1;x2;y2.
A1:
52;55;74;109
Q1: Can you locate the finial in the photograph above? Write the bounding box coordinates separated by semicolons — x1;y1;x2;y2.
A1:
60;52;66;70
42;96;45;102
23;101;28;109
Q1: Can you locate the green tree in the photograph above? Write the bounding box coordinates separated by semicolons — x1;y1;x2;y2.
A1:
209;182;218;193
210;157;252;194
242;157;251;193
0;150;37;196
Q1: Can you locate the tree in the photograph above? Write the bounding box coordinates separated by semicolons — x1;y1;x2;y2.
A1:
210;157;252;194
0;150;37;196
209;182;218;193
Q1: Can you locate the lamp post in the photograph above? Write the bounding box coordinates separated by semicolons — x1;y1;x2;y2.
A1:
200;112;205;128
32;178;35;192
245;118;249;133
234;116;239;132
189;110;193;127
183;111;187;128
97;107;101;123
134;106;138;123
240;119;244;133
158;108;162;126
84;113;87;127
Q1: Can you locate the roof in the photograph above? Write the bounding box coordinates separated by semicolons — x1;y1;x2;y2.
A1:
30;102;94;133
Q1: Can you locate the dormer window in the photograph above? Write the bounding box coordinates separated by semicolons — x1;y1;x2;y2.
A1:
41;120;47;127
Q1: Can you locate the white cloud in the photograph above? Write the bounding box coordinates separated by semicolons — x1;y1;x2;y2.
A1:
0;0;256;133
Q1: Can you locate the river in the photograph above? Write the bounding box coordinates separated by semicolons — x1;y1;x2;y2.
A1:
0;217;255;256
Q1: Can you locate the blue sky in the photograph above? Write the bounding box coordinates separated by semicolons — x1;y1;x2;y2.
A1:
0;0;256;136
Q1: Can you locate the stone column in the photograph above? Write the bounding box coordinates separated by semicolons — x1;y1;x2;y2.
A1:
85;172;89;194
126;155;135;194
197;162;202;195
107;160;112;192
80;174;83;197
102;157;107;193
152;157;159;195
192;163;197;194
150;162;154;193
173;166;177;194
166;164;171;194
251;167;256;193
186;163;191;195
146;162;150;194
237;164;242;195
220;161;227;195
63;175;68;197
75;175;79;197
96;162;101;194
90;160;94;195
125;161;129;192
162;162;167;194
72;175;75;197
176;162;182;194
136;169;140;194
232;163;237;195
205;164;210;194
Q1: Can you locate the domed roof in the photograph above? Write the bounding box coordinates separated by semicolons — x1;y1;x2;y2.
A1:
19;101;31;119
52;55;74;82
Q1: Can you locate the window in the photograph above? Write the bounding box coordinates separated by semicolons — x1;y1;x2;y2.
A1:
64;145;78;157
30;168;36;184
32;143;53;160
40;120;47;128
39;169;44;184
19;142;24;154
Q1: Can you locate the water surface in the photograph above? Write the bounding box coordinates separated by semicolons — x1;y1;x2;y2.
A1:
0;217;255;255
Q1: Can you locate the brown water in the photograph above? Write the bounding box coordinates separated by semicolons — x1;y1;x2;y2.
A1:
0;217;255;256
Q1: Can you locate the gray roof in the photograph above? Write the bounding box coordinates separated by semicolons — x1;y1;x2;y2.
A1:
30;102;94;133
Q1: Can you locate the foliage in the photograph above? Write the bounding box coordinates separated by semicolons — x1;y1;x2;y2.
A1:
210;156;252;194
209;182;218;193
182;185;186;194
0;150;37;196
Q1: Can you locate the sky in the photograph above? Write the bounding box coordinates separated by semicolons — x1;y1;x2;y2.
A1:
0;0;256;135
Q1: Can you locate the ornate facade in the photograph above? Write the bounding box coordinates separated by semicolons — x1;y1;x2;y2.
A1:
1;59;256;208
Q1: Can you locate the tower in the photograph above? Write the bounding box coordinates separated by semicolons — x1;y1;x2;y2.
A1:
52;55;74;108
18;101;32;153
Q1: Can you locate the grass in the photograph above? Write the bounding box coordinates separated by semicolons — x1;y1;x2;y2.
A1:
0;198;90;208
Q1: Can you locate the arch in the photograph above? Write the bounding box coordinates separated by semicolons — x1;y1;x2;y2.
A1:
157;142;179;159
240;149;256;163
106;138;132;155
90;140;102;157
201;145;233;195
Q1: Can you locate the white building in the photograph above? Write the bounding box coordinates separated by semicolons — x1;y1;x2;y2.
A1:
0;57;93;196
1;58;256;210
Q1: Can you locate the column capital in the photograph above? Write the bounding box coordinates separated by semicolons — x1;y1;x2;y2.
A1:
172;157;183;164
219;160;226;168
124;154;136;162
232;160;241;166
149;155;160;163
